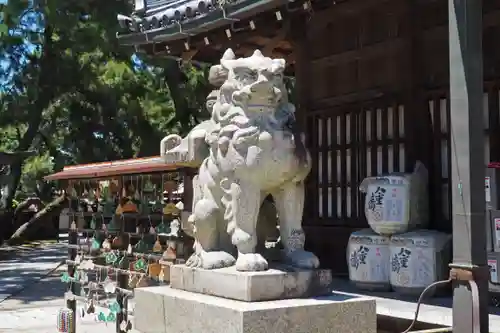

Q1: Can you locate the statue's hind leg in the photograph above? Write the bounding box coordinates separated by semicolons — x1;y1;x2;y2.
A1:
222;179;268;271
273;180;319;269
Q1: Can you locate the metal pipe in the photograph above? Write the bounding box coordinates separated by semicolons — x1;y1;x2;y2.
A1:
409;327;453;333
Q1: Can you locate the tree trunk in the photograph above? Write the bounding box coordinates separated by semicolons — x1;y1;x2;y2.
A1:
7;194;66;244
164;59;192;135
4;24;56;210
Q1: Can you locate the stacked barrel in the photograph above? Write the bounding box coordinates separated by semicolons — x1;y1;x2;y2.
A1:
347;161;452;296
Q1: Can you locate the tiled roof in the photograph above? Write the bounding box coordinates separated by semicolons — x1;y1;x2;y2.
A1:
44;156;191;180
117;0;283;45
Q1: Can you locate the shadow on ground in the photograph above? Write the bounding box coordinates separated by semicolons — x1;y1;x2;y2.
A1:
0;244;66;304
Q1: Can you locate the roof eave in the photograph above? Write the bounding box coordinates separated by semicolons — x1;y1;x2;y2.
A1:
117;0;285;46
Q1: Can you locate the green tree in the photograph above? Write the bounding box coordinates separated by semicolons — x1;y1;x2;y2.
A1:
0;0;210;229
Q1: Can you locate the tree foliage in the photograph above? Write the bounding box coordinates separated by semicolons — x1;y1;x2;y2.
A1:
0;0;210;208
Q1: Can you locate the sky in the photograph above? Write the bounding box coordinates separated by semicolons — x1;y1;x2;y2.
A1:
0;0;145;92
0;0;8;87
0;0;38;91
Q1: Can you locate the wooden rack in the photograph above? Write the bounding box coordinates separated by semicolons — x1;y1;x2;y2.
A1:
56;168;195;333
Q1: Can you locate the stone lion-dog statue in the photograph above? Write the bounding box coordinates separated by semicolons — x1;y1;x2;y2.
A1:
165;49;320;272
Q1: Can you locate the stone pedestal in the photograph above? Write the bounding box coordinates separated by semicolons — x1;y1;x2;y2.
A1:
170;264;332;301
134;286;377;333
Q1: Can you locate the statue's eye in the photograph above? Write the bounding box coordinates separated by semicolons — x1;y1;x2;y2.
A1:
246;70;258;80
273;72;283;81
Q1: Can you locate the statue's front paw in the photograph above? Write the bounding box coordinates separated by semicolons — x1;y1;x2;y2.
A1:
186;251;236;270
235;253;268;272
283;249;320;269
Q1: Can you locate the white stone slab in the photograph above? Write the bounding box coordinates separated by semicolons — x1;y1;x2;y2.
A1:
134;286;376;333
170;264;332;301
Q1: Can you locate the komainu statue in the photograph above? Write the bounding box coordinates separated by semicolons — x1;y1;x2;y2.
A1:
165;49;320;272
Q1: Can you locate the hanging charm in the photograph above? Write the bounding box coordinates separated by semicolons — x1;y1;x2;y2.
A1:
102;238;111;250
134;239;149;253
134;176;141;201
148;262;162;278
80;271;89;284
153;237;162;253
91;238;101;251
80;259;95;270
112;236;122;248
105;251;118;265
86;299;95;314
60;272;71;283
127;243;133;254
57;308;75;333
134;258;147;271
109;300;121;313
97;311;106;322
90;216;97;229
163;241;177;260
156;221;168;234
147;216;155;235
120;319;128;331
106;312;117;322
103;279;117;294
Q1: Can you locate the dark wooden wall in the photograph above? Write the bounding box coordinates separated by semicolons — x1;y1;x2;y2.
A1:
293;0;500;274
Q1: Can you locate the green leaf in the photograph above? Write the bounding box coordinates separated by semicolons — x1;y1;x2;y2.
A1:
0;23;7;37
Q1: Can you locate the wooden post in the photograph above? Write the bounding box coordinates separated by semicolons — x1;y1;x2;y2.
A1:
67;221;78;333
448;0;489;332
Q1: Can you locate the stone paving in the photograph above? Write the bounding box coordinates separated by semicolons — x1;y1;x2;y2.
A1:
0;243;138;333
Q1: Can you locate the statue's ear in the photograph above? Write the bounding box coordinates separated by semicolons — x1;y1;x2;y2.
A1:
222;48;235;60
220;48;235;70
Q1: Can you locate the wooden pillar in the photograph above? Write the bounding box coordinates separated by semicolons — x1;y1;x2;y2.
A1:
290;15;312;218
182;168;193;211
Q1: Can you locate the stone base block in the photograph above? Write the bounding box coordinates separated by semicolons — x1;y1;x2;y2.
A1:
170;264;332;301
134;286;376;333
